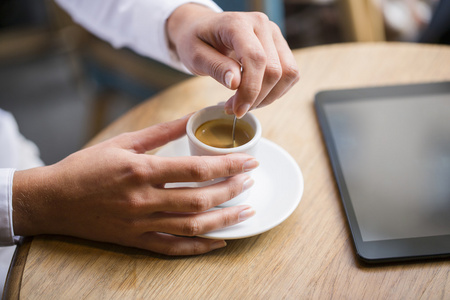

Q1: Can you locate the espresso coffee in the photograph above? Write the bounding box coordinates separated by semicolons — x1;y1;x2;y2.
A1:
195;118;255;148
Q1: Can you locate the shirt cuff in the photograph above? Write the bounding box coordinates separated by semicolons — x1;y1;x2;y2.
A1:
0;169;19;246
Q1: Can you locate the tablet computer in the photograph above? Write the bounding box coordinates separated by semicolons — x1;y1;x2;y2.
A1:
315;81;450;264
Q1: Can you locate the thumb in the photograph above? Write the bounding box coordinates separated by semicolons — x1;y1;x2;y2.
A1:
117;114;192;153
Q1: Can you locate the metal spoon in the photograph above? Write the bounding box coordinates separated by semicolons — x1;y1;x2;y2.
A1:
232;65;243;147
232;115;237;147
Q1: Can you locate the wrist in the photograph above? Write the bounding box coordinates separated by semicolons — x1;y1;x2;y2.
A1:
12;166;57;236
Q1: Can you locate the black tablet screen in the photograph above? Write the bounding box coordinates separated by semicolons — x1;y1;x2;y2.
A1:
322;92;450;243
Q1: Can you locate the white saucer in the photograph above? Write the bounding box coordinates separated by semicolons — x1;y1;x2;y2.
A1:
155;136;304;239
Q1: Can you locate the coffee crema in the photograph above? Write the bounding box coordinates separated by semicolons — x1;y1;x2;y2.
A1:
195;118;255;148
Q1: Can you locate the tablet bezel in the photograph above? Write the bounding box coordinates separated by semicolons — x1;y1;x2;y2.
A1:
314;81;450;264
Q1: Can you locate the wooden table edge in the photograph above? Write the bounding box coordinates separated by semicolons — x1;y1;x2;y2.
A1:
3;238;33;300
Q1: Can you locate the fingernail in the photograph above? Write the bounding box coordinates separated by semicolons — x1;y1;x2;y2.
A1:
211;240;227;250
224;71;234;89
239;207;256;222
242;177;255;192
243;159;259;172
236;104;251;119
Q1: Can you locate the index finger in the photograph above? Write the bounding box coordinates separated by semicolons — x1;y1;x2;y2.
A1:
146;154;259;184
230;30;267;118
113;115;191;153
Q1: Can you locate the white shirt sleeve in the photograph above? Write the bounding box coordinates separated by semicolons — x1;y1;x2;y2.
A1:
0;109;44;246
54;0;222;72
0;169;17;246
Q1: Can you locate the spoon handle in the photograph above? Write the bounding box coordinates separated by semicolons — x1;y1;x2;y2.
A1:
232;115;237;147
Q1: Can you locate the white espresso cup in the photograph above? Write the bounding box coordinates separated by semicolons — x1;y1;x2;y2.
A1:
186;104;262;207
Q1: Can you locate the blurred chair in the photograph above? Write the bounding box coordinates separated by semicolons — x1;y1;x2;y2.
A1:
0;0;55;61
419;0;450;44
337;0;385;42
282;0;385;42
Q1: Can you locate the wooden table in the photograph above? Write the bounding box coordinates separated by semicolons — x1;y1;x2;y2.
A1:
5;43;450;299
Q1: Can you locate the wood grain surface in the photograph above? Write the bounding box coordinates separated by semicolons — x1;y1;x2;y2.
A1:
6;43;450;299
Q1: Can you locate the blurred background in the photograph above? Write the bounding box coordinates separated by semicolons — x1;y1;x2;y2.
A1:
0;0;448;165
